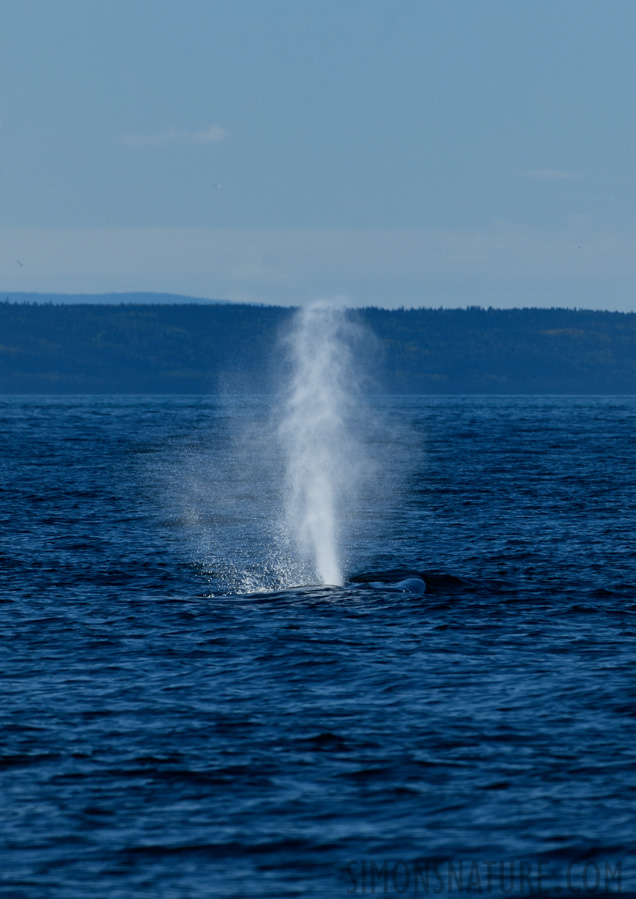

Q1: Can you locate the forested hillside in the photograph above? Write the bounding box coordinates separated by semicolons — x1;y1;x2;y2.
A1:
1;301;635;394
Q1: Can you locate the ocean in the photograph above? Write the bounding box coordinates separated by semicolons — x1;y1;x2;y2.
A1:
2;386;636;896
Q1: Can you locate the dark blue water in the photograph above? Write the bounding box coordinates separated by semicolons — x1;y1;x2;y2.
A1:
2;396;635;898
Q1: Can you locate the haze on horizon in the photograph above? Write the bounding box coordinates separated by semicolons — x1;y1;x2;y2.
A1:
2;0;636;311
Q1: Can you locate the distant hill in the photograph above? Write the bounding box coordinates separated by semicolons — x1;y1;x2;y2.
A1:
364;306;636;394
2;291;226;305
1;300;635;394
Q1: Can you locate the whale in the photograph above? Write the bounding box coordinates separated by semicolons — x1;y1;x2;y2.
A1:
391;576;427;595
349;569;465;594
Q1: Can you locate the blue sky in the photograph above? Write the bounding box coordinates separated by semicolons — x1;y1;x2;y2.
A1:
2;0;636;308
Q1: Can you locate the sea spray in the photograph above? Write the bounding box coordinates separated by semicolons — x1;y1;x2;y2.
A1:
155;305;394;595
278;303;368;586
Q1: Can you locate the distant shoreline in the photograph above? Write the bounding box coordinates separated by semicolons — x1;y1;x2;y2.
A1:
1;298;635;395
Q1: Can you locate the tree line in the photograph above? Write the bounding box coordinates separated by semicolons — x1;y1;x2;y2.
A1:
1;300;635;394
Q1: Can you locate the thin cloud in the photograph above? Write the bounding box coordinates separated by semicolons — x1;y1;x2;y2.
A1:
120;125;227;148
518;168;578;180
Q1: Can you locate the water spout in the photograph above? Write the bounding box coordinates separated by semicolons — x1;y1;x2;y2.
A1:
278;303;363;586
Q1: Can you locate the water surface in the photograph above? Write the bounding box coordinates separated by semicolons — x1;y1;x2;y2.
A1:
1;396;635;897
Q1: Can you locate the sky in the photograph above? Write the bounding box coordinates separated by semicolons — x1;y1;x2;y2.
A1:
2;0;636;309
